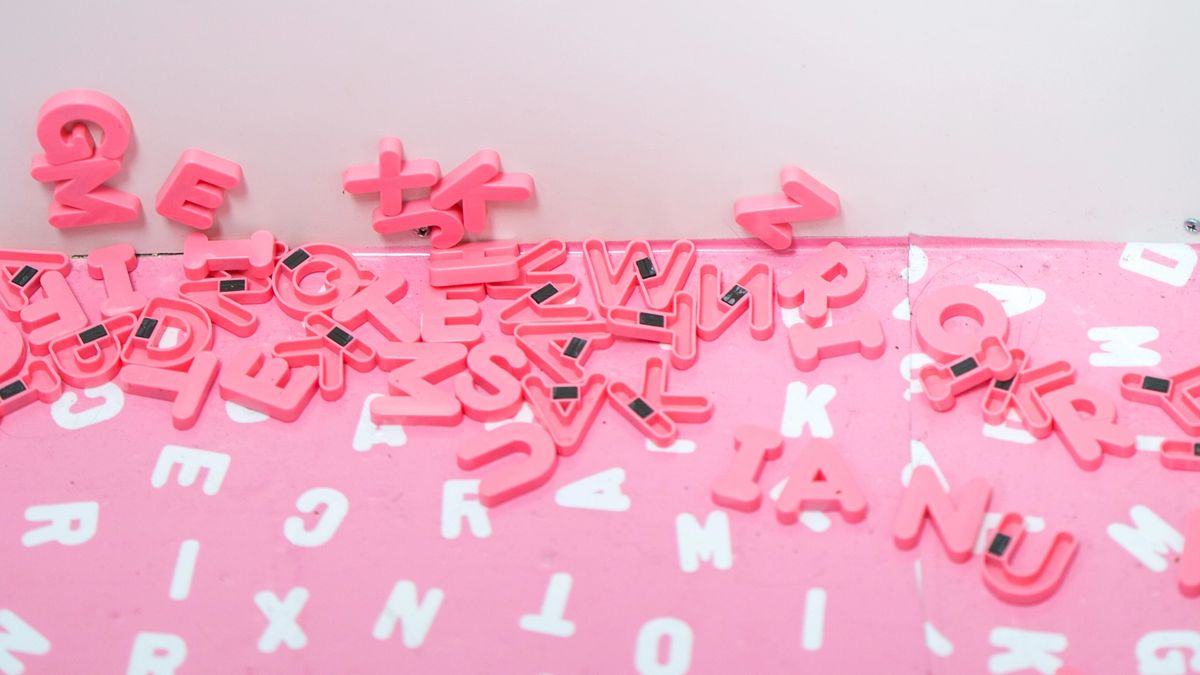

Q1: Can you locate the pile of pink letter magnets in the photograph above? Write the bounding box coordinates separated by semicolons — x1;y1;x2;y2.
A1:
9;90;1198;609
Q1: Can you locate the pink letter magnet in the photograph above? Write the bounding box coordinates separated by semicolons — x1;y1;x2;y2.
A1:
155;149;243;230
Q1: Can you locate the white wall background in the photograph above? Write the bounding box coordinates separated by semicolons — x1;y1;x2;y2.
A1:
2;0;1198;255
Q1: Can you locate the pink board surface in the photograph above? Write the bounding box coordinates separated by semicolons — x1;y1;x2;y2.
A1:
0;237;1196;674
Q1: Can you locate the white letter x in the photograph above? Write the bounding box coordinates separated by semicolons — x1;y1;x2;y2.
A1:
255;587;309;653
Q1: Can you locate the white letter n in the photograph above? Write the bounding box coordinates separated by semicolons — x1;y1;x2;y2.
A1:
0;609;50;675
372;581;444;649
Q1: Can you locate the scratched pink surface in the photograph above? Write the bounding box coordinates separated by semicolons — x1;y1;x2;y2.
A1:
0;237;1195;674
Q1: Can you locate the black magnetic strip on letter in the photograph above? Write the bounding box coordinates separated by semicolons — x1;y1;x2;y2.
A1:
950;357;978;377
563;337;586;359
552;386;579;400
282;248;310;269
136;318;159;339
987;533;1012;557
721;285;748;306
11;265;37;287
636;257;657;279
1143;376;1171;393
219;278;247;293
629;397;654;419
638;312;665;328
0;380;26;400
530;283;558;304
78;324;109;344
326;326;354;347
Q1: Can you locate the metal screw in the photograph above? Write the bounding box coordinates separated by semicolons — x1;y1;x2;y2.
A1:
1186;219;1199;235
415;227;431;238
